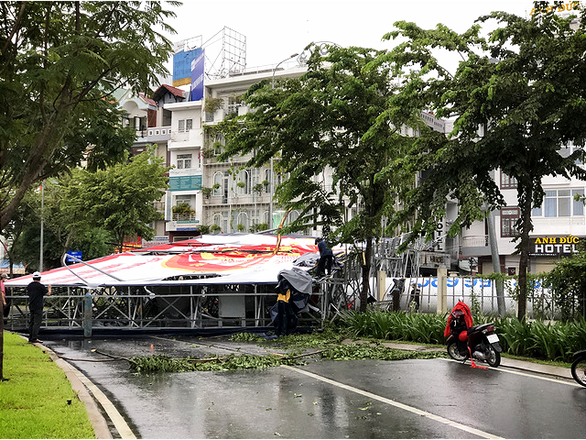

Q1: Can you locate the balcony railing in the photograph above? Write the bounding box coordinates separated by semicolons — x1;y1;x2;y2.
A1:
172;213;197;222
461;235;489;248
136;126;172;142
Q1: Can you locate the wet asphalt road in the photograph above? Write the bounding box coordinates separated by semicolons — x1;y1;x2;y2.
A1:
41;335;586;439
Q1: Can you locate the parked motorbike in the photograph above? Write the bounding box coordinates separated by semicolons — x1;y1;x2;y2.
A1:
571;350;586;387
445;305;502;368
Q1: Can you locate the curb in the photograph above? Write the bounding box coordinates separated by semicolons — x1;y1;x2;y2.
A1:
42;344;113;439
27;338;137;439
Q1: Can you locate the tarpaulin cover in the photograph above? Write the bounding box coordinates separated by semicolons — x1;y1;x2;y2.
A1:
5;234;321;289
444;300;474;337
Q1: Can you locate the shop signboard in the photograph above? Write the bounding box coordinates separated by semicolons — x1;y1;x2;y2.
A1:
529;235;584;257
169;175;202;191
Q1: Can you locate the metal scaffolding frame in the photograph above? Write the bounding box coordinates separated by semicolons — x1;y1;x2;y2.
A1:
3;281;333;333
2;238;457;334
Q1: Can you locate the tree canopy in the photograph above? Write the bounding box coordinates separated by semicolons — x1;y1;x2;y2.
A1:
6;148;169;270
68;149;170;253
0;1;178;232
382;5;586;319
218;44;439;310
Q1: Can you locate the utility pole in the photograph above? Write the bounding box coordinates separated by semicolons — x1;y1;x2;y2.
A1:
39;182;44;272
487;207;506;316
270;53;299;229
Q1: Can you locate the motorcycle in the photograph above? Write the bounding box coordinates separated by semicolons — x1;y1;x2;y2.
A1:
445;304;502;368
571;350;586;387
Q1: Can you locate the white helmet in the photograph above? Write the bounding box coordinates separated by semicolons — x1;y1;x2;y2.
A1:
32;271;41;279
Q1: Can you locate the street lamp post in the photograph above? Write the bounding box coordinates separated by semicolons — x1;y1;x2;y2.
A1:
269;53;298;228
271;53;299;88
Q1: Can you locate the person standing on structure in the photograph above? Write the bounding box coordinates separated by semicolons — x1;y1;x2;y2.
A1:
315;237;333;278
27;272;51;343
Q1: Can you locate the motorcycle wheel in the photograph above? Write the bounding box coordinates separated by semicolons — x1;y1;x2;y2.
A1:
447;341;467;362
571;357;586;387
485;344;501;368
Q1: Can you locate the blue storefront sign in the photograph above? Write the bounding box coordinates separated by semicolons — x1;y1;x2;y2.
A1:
66;251;82;263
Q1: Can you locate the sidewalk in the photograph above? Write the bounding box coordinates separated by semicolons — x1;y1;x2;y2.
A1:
378;341;574;380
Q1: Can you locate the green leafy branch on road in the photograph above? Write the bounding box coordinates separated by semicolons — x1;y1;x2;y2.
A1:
129;353;305;373
128;342;446;374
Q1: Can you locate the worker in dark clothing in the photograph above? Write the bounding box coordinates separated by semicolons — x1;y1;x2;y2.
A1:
272;276;297;337
27;271;51;343
315;237;333;277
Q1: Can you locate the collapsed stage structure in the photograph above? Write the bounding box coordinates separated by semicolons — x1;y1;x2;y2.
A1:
3;234;356;334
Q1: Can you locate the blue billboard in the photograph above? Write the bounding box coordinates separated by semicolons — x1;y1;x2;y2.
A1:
190;49;205;102
173;48;202;87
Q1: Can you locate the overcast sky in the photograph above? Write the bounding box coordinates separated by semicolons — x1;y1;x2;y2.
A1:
166;0;533;70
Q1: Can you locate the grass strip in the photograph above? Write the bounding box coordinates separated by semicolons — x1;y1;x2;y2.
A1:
0;332;95;439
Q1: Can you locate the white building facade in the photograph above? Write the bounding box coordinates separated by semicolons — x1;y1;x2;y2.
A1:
122;63;585;276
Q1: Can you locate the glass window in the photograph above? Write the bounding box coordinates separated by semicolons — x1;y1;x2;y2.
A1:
237;170;251;195
178;120;185;133
213;214;222;229
212;133;224;156
501;207;520;238
213;172;223;196
175;195;192;208
544;190;557;217
500;173;517;189
573;189;585;215
558;190;570;216
264;169;271;193
186;119;193;131
236;212;249;231
533;188;586;217
177;154;192;169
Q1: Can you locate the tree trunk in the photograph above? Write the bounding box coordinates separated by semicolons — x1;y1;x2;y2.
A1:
0;305;4;381
0;310;4;381
359;237;372;312
517;185;534;321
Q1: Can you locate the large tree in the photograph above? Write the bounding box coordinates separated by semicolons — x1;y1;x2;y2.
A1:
9;178;116;271
382;4;586;319
219;45;436;311
0;1;177;231
68;148;170;253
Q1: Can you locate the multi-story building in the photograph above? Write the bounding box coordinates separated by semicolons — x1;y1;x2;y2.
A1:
199;65;308;234
163;99;205;241
458;142;585;276
118;84;187;242
122;59;585;277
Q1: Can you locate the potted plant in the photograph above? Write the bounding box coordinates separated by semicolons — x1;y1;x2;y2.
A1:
204;97;223;114
201;187;213;199
172;203;194;221
172;203;193;214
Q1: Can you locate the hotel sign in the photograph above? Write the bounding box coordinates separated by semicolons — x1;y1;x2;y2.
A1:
529;235;584;257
